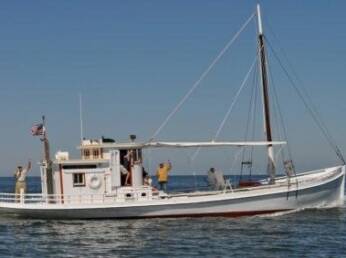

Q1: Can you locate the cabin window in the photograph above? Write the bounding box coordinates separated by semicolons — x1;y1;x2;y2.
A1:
93;149;100;159
63;164;97;169
73;173;85;187
83;150;90;159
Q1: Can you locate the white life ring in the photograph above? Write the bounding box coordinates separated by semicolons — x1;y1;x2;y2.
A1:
89;175;102;190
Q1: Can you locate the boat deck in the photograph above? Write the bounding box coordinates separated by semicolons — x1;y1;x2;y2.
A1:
0;166;342;209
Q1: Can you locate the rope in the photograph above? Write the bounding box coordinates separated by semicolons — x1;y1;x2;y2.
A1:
240;63;259;182
240;73;256;178
190;146;201;163
264;25;341;161
149;12;256;141
213;55;258;141
231;148;244;171
262;32;299;195
267;48;296;173
249;64;259;178
189;54;257;163
265;37;345;164
265;21;303;167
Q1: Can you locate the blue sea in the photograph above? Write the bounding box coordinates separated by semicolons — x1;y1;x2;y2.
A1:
0;176;345;258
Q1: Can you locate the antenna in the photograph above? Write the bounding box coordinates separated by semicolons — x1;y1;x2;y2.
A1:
79;93;84;142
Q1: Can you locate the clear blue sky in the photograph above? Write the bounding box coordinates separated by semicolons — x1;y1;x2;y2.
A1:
0;0;346;176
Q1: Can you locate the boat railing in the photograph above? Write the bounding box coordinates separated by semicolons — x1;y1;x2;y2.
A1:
0;187;157;205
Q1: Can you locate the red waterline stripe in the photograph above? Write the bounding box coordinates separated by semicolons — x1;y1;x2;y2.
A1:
137;209;292;219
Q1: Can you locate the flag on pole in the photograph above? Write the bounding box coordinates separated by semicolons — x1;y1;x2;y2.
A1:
31;123;45;136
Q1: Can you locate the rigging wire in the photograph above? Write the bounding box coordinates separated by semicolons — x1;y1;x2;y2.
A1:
188;55;257;188
248;62;259;180
213;55;258;141
268;61;292;175
241;15;261;182
239;62;258;182
261;20;299;194
265;17;333;135
266;46;293;165
230;148;245;175
263;19;344;164
189;53;258;164
264;21;309;166
183;148;198;190
268;55;298;181
265;38;345;164
149;12;256;141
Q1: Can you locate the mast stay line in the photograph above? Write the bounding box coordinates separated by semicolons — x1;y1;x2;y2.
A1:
213;55;258;141
190;53;259;163
149;12;256;141
265;38;345;165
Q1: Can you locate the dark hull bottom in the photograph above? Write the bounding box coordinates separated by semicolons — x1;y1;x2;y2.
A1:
6;209;294;220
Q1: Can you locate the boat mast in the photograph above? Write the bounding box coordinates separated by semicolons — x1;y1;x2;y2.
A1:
256;4;276;184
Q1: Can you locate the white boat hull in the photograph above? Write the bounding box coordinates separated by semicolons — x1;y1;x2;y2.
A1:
0;166;344;219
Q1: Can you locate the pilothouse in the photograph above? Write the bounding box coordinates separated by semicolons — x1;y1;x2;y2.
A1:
48;136;155;203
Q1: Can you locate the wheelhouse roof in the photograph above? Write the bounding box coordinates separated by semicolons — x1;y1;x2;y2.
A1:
54;159;109;165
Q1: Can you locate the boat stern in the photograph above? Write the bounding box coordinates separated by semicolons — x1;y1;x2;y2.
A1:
339;165;345;205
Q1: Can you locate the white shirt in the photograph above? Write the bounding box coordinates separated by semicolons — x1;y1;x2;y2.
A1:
120;165;129;175
15;169;28;182
207;170;226;190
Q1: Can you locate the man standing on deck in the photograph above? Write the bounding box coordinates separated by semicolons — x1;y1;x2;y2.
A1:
156;161;172;192
14;160;32;197
207;167;226;190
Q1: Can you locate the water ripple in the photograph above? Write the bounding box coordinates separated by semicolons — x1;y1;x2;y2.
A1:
0;177;345;257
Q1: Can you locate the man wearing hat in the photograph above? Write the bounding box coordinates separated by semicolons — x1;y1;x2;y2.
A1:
14;160;32;197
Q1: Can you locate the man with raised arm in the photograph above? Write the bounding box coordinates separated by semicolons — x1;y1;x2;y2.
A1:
14;160;32;197
156;160;172;192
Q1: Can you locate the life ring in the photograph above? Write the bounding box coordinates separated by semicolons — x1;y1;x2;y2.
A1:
89;175;102;190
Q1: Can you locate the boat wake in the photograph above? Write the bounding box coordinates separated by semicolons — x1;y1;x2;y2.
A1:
257;209;305;218
257;201;346;218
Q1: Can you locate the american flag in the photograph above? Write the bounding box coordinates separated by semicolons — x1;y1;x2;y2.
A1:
31;123;45;136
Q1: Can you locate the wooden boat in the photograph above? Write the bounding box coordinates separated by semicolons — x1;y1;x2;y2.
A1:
0;4;344;219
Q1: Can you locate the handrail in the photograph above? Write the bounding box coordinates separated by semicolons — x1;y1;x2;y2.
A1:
0;187;156;205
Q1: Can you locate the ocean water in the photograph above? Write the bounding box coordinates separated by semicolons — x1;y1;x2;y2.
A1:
0;176;345;258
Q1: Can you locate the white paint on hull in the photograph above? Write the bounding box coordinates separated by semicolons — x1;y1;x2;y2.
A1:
0;166;344;219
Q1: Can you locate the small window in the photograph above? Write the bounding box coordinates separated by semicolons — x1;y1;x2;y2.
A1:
83;150;90;159
63;164;97;169
73;173;85;187
93;149;100;159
